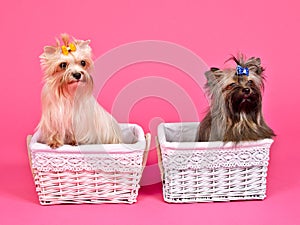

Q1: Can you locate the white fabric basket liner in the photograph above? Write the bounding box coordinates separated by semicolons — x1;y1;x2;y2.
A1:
29;123;147;172
158;122;274;170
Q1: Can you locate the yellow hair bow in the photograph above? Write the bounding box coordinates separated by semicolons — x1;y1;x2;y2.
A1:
61;43;76;55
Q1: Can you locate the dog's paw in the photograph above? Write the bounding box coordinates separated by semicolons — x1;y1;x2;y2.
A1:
69;140;78;146
48;141;63;149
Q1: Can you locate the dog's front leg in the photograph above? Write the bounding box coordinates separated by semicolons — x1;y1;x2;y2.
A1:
48;132;63;149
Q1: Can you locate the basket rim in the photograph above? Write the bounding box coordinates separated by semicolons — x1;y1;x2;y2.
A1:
157;122;274;150
29;123;147;154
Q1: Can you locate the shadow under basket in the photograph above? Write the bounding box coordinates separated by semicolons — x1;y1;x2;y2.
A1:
27;124;150;205
157;122;274;203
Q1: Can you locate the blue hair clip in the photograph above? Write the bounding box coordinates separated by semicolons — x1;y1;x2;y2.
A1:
236;65;249;76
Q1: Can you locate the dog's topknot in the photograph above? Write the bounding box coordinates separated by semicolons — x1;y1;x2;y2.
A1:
61;33;71;46
226;53;265;76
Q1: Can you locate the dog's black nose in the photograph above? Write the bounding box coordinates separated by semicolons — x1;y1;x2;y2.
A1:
242;88;250;94
72;73;81;80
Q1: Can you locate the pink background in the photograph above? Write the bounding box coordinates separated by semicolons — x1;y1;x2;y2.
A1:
1;0;300;225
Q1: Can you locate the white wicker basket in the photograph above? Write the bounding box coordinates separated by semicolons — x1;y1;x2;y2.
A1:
157;122;274;203
27;124;150;205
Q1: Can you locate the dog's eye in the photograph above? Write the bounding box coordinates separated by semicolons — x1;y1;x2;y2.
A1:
247;80;253;85
80;60;86;67
225;83;237;90
59;62;67;70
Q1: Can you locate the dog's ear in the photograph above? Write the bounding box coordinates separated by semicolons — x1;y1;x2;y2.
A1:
43;46;57;56
76;40;91;48
75;40;92;56
210;67;220;72
40;46;58;60
73;39;92;57
205;67;223;81
246;57;264;75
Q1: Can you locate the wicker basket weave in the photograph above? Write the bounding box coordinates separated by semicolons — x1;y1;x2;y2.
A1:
157;122;274;203
27;124;150;205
